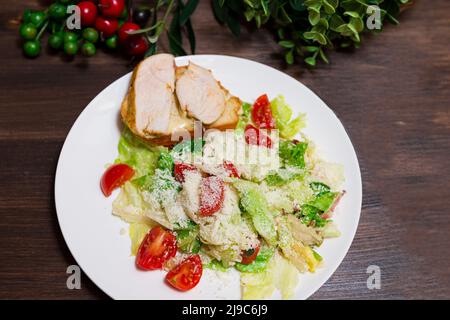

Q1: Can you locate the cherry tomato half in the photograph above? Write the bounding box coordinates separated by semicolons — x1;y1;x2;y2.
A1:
99;0;125;18
244;124;272;148
100;163;134;197
136;226;177;270
174;163;197;183
241;243;261;265
118;22;140;44
77;1;98;27
223;160;240;178
199;176;224;216
166;255;203;291
94;16;118;37
251;94;275;129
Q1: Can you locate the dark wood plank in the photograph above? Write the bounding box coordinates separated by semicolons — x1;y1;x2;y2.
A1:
0;0;449;299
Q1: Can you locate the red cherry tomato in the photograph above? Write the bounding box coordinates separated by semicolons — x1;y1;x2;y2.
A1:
223;160;240;178
241;243;261;265
166;255;203;291
118;22;140;44
136;226;177;270
244;124;272;148
77;1;98;26
125;35;149;56
94;16;118;37
174;163;197;183
100;163;134;197
251;94;275;129
99;0;125;18
199;176;224;216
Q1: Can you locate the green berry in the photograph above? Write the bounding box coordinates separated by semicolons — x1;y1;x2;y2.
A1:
19;23;37;40
81;42;96;57
64;41;79;55
82;28;99;43
105;35;118;49
23;40;41;57
22;9;33;23
48;33;64;49
49;3;66;20
63;31;78;43
29;11;46;27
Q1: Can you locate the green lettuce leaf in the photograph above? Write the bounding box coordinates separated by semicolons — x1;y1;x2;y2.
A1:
203;259;230;272
279;140;308;169
156;150;174;172
270;95;306;139
171;138;204;156
297;182;339;227
264;168;304;186
310;181;331;196
116;128;159;178
241;252;299;300
235;102;252;133
234;181;277;245
308;191;338;212
175;221;201;253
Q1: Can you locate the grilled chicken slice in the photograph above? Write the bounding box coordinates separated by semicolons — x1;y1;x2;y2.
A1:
122;53;178;137
176;62;227;125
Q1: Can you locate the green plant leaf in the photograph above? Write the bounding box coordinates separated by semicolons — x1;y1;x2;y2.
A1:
318;48;329;64
212;0;226;23
322;0;335;14
279;40;295;48
289;0;307;11
329;14;346;32
344;11;360;18
145;42;157;57
308;8;321;26
285;49;294;64
167;24;187;56
179;0;199;26
304;56;316;66
303;45;319;52
226;13;241;36
185;19;196;53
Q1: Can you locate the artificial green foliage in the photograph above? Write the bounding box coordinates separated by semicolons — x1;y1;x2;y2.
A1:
212;0;411;66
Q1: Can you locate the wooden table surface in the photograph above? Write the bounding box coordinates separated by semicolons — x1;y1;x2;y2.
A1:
1;0;449;300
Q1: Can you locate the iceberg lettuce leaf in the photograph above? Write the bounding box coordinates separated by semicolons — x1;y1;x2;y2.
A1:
116;128;159;178
270;96;306;139
234;181;277;245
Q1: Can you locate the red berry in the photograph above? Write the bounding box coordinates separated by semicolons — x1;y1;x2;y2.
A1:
77;1;98;27
118;22;140;44
94;16;118;37
125;36;148;56
99;0;125;18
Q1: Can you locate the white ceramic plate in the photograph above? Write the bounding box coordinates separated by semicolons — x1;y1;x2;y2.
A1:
55;55;362;300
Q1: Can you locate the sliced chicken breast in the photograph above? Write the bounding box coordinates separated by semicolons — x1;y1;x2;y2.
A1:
122;53;177;137
176;62;227;125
